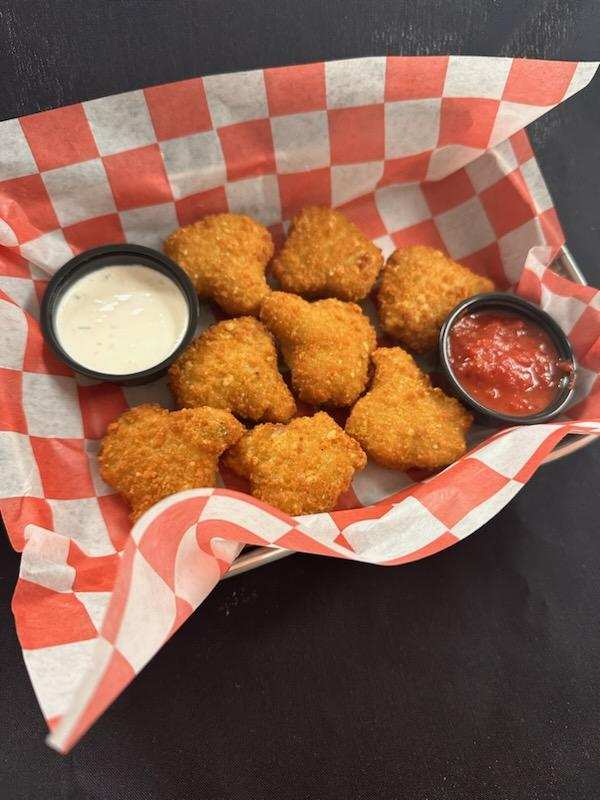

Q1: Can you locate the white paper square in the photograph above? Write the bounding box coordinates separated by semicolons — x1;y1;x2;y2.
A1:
271;111;330;174
49;497;115;555
0;118;38;180
539;284;588;336
0;277;38;319
375;183;430;232
20;230;73;273
42;159;116;227
0;432;43;498
326;57;386;108
160;131;226;200
351;462;414;507
385;98;440;159
489;101;548;149
22;373;83;438
0;218;19;247
203;70;268;127
565;61;599;100
452;479;522;539
474;425;559;478
20;527;74;592
23;639;99;721
201;493;291;543
119;202;178;251
74;591;112;631
225;175;281;227
344;496;447;562
435;196;496;259
519;158;554;214
498;218;544;284
372;234;396;260
443;55;512;98
466;139;518;193
0;296;28;370
426;144;484;182
116;550;176;672
331;162;383;207
84;90;156;156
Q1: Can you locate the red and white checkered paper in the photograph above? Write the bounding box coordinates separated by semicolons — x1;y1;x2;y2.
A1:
1;56;600;753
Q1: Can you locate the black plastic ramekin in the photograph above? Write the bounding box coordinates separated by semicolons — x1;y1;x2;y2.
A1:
40;244;199;385
438;292;576;425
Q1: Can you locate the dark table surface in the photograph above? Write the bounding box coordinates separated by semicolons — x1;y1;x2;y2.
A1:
1;2;599;798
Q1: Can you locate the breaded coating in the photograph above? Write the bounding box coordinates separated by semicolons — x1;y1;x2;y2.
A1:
346;348;472;471
169;317;296;422
377;246;494;352
164;213;273;316
99;404;244;520
223;411;367;515
260;292;377;407
271;206;383;301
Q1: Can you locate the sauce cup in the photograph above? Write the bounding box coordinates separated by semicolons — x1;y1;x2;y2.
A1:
438;293;576;425
40;244;199;385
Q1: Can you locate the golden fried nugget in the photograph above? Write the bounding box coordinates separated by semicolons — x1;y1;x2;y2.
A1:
377;246;494;352
223;411;366;515
164;213;273;316
169;317;296;422
260;292;377;407
346;347;472;471
271;206;383;301
99;404;244;520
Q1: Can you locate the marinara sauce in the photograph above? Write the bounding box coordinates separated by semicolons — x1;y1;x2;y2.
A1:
448;311;571;417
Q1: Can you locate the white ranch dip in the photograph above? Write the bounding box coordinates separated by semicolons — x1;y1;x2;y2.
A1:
55;264;188;374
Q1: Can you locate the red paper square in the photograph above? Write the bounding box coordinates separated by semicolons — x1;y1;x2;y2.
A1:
422;168;475;215
0;496;53;552
31;437;96;499
391;219;445;250
144;78;212;140
338;194;387;239
20;104;99;172
0;368;27;433
68;540;120;591
503;59;577;106
63;214;125;253
23;316;73;377
0;174;59;244
461;242;509;289
378;152;432;186
278;168;331;220
509;129;534;164
98;494;132;552
175;186;228;226
218;119;276;182
12;579;97;648
480;171;534;239
77;383;128;440
414;458;509;528
265;63;327;115
0;250;30;279
103;144;172;210
328;105;385;164
438;97;500;150
539;207;564;249
385;56;448;101
568;307;600;366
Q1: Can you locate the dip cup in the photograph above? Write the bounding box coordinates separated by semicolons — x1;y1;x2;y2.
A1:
40;244;199;385
438;293;576;425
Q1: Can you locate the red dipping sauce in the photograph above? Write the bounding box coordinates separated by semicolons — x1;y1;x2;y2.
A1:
448;311;571;417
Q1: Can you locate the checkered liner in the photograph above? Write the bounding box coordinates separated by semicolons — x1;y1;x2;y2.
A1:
1;56;599;752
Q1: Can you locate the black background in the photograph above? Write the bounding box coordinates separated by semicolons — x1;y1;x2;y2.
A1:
1;2;599;798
